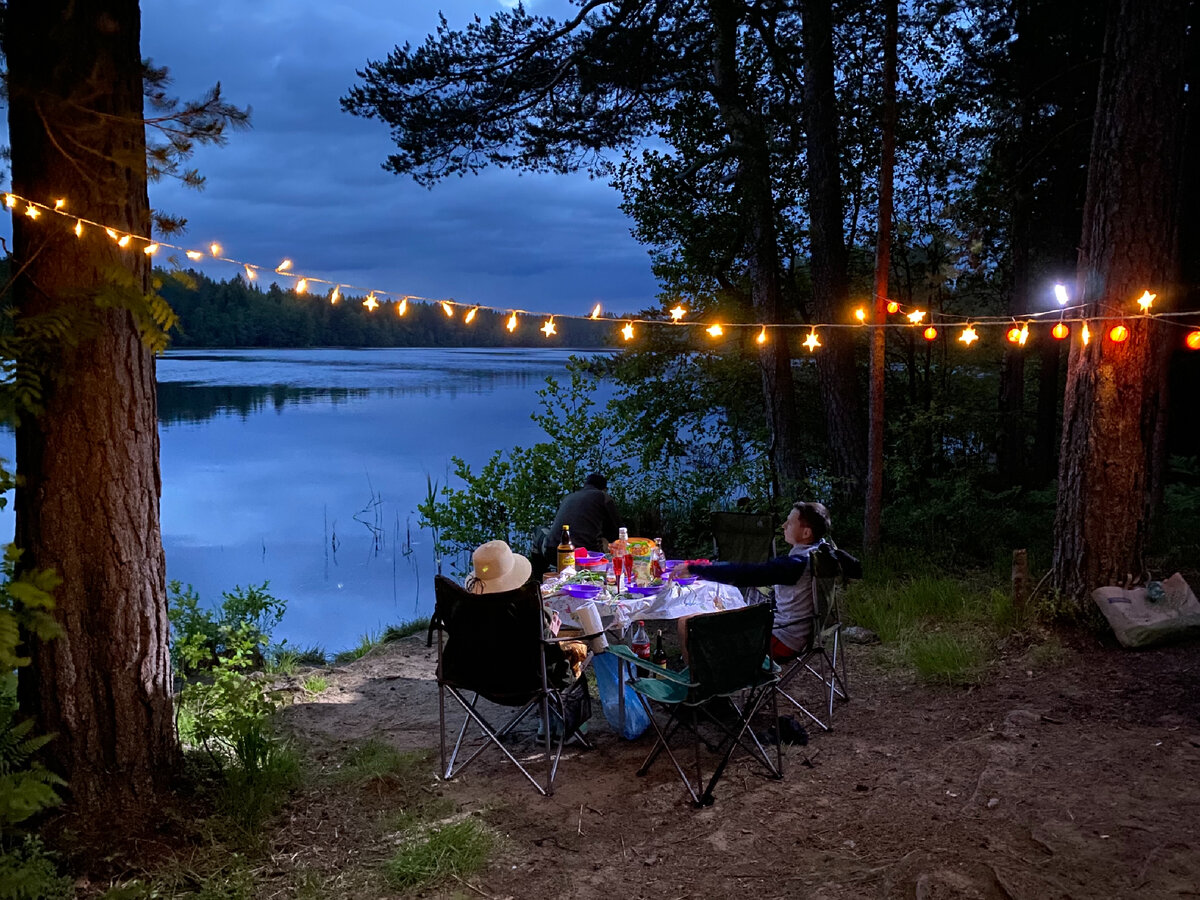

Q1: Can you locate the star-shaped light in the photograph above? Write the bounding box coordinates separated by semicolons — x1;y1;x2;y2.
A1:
958;326;979;346
363;293;379;311
3;194;17;208
706;323;723;337
907;309;926;324
507;312;518;333
621;322;635;341
803;329;821;352
541;318;557;338
670;305;687;322
465;307;478;324
54;198;66;210
25;205;40;220
591;303;602;319
441;301;454;318
1136;290;1156;312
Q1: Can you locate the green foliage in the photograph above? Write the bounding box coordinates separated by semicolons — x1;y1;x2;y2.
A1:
0;714;67;832
215;742;301;834
0;836;73;900
168;580;285;676
382;618;430;642
332;631;380;664
335;740;427;784
382;819;493;891
905;632;988;686
301;676;327;694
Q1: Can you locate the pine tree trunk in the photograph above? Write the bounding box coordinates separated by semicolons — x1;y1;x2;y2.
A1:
802;0;867;497
1052;0;1188;605
6;0;177;820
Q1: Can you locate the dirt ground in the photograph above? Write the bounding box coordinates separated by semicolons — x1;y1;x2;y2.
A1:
271;632;1200;899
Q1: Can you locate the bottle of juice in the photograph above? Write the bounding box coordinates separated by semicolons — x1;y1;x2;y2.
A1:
611;526;629;592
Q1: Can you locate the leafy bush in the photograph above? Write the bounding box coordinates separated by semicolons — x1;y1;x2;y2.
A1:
0;836;73;900
168;580;285;676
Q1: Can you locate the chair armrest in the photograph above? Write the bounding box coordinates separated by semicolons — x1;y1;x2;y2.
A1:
608;644;695;687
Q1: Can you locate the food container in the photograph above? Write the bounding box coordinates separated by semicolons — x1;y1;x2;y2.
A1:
627;584;661;596
562;583;602;600
673;575;698;586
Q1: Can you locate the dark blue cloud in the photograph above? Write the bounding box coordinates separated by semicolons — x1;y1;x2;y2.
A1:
116;2;659;316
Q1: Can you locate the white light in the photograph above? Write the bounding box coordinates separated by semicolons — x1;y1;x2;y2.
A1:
1054;284;1069;306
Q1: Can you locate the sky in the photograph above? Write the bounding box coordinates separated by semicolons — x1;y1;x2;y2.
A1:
107;1;658;317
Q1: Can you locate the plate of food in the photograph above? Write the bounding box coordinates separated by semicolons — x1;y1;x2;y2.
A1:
561;583;602;600
573;549;607;568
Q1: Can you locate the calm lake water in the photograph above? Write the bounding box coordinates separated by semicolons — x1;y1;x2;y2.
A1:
0;348;605;654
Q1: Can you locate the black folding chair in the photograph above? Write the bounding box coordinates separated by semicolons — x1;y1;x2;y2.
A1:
774;540;851;731
610;603;781;806
710;510;778;604
430;575;593;796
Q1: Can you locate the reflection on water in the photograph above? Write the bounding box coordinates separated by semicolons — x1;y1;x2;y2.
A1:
0;347;607;654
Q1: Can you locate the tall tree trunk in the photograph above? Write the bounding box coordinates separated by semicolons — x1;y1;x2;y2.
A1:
864;0;897;554
801;0;866;499
709;0;806;498
6;0;177;821
1052;0;1188;605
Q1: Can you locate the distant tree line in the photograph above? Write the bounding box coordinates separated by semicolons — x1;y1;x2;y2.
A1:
157;268;620;349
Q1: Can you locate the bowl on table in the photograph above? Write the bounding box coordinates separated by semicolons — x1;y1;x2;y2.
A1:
673;575;698;586
664;559;685;571
561;583;603;600
627;583;663;596
574;552;607;568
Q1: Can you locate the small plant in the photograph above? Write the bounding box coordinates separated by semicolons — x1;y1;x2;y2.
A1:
382;618;430;642
264;646;300;676
332;631;380;664
302;676;328;694
336;740;427;783
168;580;286;676
215;742;301;833
382;819;493;890
0;836;73;900
906;632;988;686
293;645;327;666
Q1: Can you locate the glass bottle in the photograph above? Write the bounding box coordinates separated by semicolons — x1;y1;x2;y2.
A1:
556;525;575;574
652;629;668;670
631;620;651;660
650;536;666;582
611;526;629;592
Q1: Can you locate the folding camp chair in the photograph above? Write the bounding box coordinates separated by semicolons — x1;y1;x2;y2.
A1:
774;540;851;732
610;603;781;807
710;510;778;603
430;574;593;796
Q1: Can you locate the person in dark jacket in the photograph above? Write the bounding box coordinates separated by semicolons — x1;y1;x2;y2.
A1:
547;473;620;556
675;501;831;661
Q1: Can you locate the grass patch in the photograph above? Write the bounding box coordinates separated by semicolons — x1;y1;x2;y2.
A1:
215;743;303;834
382;819;493;891
336;740;429;784
906;632;988;686
382;617;431;642
302;675;328;693
264;647;299;676
332;631;381;664
293;645;327;666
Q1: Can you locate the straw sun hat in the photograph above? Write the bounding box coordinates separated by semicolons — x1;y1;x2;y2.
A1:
468;540;533;594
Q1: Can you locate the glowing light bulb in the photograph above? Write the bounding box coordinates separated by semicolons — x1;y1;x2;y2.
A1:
209;242;221;257
1185;331;1200;350
907;310;926;324
329;286;339;303
541;318;557;338
117;234;131;248
276;258;293;272
244;265;256;281
958;326;979;346
1007;324;1028;345
295;279;308;294
591;303;602;319
803;329;821;352
438;301;453;317
1052;322;1069;340
25;206;40;219
363;293;379;311
1081;323;1090;345
1136;290;1156;312
621;322;634;341
74;220;83;237
143;243;159;255
465;307;478;324
756;326;768;345
54;198;65;210
186;250;203;260
507;312;518;333
886;300;899;314
923;326;938;341
670;305;687;322
706;323;723;338
1019;324;1029;345
397;297;408;316
106;228;118;239
855;307;866;323
1054;283;1069;306
1108;324;1129;343
4;195;17;208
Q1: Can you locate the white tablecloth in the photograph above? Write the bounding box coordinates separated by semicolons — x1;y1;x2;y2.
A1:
546;580;746;631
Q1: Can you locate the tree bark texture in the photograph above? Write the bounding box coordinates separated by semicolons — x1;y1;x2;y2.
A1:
801;0;867;497
6;0;177;818
864;0;897;554
708;0;807;499
1052;0;1188;605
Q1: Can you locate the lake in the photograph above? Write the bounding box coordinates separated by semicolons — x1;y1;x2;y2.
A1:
0;347;605;655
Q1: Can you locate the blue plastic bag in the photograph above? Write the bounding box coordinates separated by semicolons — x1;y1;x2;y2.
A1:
592;651;651;740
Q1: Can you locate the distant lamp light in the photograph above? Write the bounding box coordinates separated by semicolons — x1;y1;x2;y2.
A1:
295;278;308;294
276;258;293;273
1108;324;1129;343
1054;283;1069;306
186;250;203;260
1185;330;1200;351
1052;322;1069;340
923;326;938;341
1136;290;1156;312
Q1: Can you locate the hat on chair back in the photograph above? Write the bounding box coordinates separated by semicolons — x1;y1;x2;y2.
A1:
469;540;533;594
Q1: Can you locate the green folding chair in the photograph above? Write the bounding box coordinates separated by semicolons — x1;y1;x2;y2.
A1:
610;603;781;806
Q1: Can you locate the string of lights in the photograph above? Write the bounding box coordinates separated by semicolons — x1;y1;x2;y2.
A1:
6;190;1199;351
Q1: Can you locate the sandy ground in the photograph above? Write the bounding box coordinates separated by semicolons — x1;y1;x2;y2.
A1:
272;632;1200;899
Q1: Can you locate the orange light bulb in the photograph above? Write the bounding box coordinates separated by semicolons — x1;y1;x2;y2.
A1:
1006;326;1022;344
886;300;899;314
1108;324;1129;343
923;326;937;341
1185;331;1200;350
1052;322;1069;340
